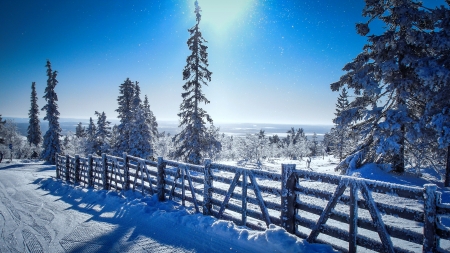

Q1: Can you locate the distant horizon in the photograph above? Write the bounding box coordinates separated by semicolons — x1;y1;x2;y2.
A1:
3;116;334;127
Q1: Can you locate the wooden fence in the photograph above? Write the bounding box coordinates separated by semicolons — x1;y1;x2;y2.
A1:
55;153;450;253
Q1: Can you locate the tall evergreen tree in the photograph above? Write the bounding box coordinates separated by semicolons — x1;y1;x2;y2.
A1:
0;115;6;144
85;117;96;155
173;0;221;164
128;105;153;159
94;111;111;155
127;82;152;158
109;125;119;155
114;78;135;155
75;122;86;138
331;0;438;173
41;60;61;163
27;82;42;147
422;4;450;186
333;88;351;162
143;95;159;142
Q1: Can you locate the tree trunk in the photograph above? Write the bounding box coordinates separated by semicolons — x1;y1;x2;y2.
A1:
445;146;450;187
393;124;405;173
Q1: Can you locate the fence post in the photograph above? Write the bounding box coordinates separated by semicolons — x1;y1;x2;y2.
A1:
65;154;70;182
203;159;213;215
123;152;130;190
423;184;437;253
157;157;166;201
55;153;60;179
281;164;296;234
74;155;80;184
102;153;109;190
87;154;93;187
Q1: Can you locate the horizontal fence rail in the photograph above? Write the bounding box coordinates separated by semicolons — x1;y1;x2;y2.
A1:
55;153;450;253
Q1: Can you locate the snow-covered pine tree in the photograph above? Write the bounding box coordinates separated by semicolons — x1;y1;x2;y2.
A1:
332;88;351;162
0;115;5;144
331;0;437;173
172;0;221;164
310;132;318;157
85;117;96;155
114;78;135;155
27;82;42;147
128;105;153;159
94;111;111;155
128;83;154;159
75;122;86;138
109;125;119;155
422;3;450;186
143;95;159;143
41;60;62;164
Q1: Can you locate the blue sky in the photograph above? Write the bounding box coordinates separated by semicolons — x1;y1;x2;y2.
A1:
0;0;445;125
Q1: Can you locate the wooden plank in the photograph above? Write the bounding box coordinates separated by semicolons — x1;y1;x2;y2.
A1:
281;164;296;234
248;171;271;227
65;155;70;182
143;162;155;195
101;153;108;190
88;155;93;187
423;184;437;252
242;170;248;226
217;171;241;219
169;167;181;201
181;165;185;206
307;179;347;243
294;170;423;199
349;181;358;253
157;157;166;201
359;181;394;253
123;153;130;190
203;159;213;215
185;165;199;213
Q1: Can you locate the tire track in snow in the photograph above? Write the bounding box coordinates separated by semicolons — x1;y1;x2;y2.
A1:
22;229;44;253
0;174;55;251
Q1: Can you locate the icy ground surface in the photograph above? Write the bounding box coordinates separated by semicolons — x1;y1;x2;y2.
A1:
0;160;336;253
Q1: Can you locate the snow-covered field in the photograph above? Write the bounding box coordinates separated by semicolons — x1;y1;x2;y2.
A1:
0;159;336;253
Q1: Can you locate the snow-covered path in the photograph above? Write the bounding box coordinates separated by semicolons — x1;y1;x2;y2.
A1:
0;160;335;253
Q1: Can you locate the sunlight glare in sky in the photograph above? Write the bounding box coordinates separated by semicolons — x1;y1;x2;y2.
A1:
198;0;254;35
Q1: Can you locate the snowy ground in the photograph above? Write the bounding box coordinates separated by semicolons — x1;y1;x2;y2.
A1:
0;159;336;253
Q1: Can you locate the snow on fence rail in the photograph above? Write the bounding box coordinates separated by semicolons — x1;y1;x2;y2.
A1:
55;153;450;253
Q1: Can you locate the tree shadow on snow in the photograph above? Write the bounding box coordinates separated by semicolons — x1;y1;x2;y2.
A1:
33;178;213;253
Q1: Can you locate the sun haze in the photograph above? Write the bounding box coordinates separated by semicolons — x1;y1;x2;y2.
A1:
197;0;254;36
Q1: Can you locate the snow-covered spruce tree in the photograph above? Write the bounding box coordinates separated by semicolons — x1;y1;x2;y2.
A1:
332;88;351;162
0;115;6;144
331;0;437;173
94;111;111;155
154;132;175;158
143;95;159;144
421;3;450;186
41;60;62;164
114;78;135;155
75;122;86;138
85;117;96;155
108;125;119;155
172;0;221;165
27;82;42;147
128;83;154;159
310;132;319;157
